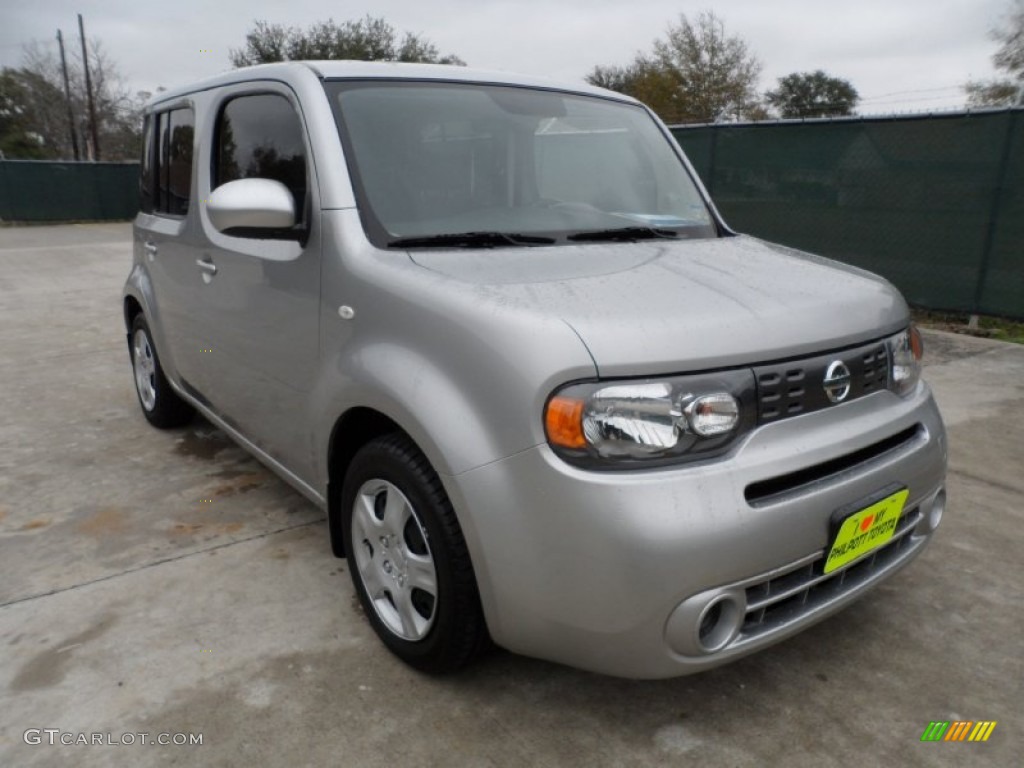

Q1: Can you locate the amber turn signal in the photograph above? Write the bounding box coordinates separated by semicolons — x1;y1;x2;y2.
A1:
909;324;924;361
545;396;586;449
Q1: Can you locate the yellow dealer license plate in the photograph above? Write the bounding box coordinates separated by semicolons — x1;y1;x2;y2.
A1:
824;487;909;574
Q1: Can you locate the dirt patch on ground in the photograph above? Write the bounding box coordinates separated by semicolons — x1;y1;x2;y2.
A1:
170;521;244;536
76;507;127;536
212;472;268;497
914;309;1024;345
9;614;118;692
174;429;234;461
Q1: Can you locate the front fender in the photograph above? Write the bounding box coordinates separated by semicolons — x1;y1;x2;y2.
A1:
312;209;597;483
310;320;595;484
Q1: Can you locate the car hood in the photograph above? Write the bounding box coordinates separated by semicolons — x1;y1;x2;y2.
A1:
409;235;908;376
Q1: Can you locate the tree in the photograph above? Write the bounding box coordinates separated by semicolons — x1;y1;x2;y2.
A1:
0;39;146;161
587;60;680;116
0;68;66;158
965;0;1024;107
586;11;762;124
965;80;1020;105
231;17;465;67
765;71;859;118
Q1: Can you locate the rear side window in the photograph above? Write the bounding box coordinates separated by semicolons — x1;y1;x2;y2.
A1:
140;106;194;217
214;93;307;220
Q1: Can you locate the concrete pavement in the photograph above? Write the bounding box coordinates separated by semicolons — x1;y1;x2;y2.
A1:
1;223;1020;767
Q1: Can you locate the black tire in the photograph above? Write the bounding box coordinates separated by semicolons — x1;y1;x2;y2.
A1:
341;433;486;673
129;313;194;429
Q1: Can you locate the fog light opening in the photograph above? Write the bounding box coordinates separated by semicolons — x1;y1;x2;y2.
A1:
928;489;946;532
696;594;742;654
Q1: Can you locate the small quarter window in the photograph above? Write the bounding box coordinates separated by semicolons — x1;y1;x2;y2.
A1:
165;109;194;216
139;115;155;213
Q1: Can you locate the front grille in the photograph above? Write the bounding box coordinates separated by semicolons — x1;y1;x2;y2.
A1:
755;341;889;425
734;506;922;647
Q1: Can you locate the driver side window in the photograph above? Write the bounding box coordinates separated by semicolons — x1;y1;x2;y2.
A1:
214;93;308;228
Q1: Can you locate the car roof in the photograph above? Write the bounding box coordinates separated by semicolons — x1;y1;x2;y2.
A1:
147;60;637;110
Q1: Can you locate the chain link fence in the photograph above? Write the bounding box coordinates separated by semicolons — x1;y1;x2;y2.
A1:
672;109;1024;320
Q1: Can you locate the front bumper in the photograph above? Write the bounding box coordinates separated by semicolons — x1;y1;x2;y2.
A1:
446;383;947;679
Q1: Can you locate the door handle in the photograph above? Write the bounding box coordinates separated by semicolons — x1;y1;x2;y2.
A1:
195;258;218;276
144;241;158;260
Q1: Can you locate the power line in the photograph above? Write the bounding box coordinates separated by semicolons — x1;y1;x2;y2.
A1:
859;84;965;101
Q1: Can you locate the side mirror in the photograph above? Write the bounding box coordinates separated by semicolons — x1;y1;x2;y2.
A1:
207;178;296;233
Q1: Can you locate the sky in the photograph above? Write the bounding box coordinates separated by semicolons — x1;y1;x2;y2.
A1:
0;0;1012;115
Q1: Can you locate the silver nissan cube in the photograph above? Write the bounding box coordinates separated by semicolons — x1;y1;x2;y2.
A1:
123;61;947;678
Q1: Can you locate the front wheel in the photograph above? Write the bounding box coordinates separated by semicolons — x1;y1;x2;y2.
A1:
341;434;486;672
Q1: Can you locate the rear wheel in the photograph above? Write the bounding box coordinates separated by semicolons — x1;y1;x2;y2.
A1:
342;434;485;672
130;314;193;429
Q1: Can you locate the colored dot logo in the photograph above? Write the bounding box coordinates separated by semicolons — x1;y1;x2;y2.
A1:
200;348;213;353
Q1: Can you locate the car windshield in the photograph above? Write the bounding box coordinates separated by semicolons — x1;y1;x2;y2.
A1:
326;81;717;247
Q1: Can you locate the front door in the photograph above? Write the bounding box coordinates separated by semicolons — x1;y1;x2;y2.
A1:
192;85;321;484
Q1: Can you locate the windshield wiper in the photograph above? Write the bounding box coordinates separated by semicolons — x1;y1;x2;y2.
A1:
388;232;555;248
566;226;681;242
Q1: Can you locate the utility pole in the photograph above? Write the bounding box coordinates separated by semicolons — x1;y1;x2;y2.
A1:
77;13;101;161
56;29;81;161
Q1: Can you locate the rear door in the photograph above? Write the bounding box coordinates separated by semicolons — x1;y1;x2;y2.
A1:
134;104;205;391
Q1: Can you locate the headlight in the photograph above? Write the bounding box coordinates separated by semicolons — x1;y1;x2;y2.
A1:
544;370;756;468
888;325;923;396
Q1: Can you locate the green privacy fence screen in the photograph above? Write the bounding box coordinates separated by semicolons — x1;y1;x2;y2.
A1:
0;160;139;222
671;108;1024;320
3;114;1021;319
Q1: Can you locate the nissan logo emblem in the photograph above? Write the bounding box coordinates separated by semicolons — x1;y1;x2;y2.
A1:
823;360;852;403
